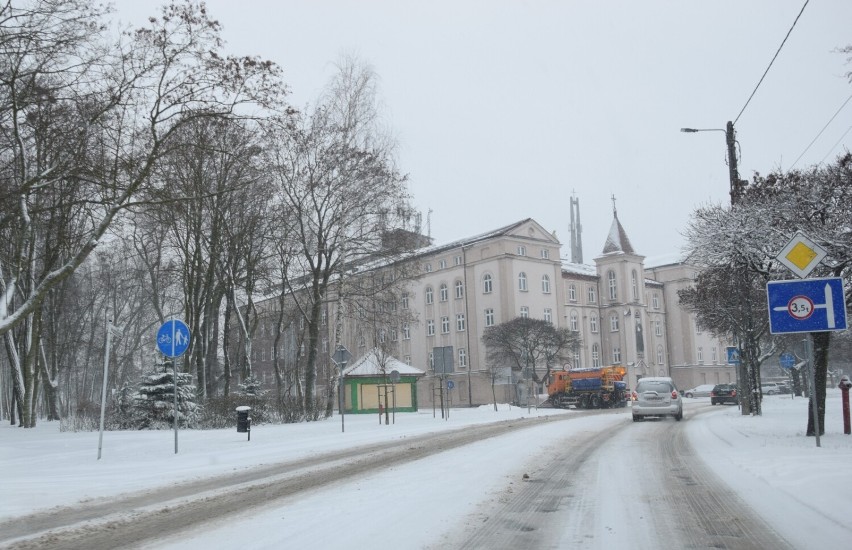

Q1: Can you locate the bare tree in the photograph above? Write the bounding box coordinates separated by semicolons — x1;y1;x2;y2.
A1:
482;317;580;391
267;57;410;418
0;0;284;426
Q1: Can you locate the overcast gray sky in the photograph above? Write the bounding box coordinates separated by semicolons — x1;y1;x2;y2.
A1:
117;1;852;264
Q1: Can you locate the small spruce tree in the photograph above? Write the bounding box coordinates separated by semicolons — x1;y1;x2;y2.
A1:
133;364;201;429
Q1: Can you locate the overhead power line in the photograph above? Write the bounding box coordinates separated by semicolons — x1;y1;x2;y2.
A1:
791;92;852;168
818;124;852;165
734;0;810;125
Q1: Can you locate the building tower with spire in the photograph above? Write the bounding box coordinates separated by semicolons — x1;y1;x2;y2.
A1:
569;194;583;264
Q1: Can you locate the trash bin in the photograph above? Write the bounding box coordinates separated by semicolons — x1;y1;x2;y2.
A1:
236;406;251;440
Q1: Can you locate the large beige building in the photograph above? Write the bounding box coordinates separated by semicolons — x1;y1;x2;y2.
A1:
245;211;734;406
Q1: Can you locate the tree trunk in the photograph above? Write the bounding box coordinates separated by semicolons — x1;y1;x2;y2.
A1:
806;331;830;436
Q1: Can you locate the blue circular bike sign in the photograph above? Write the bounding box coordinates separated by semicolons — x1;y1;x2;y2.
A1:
157;319;191;358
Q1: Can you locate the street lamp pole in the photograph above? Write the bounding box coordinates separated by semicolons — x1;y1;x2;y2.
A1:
682;120;756;414
680;121;743;204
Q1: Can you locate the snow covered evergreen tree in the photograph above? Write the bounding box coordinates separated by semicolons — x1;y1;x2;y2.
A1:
133;365;201;429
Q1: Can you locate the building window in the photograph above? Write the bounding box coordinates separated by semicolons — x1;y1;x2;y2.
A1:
455;280;464;299
401;294;409;310
567;283;576;301
573;350;581;368
359;335;366;347
425;286;433;305
697;346;704;363
632;269;639;302
590;315;598;333
570;311;578;331
612;346;621;364
441;316;450;334
711;346;718;363
454;255;462;266
652;293;659;309
592;344;600;368
379;329;386;343
657;345;664;365
610;314;619;332
425;263;432;273
588;285;597;303
403;324;410;340
322;338;328;352
485;308;495;327
439;284;448;302
483;273;493;294
541;248;550;259
607;270;617;300
655;319;662;336
518;272;527;291
429;351;434;369
544;308;553;323
456;313;466;331
458;348;467;367
439;259;447;269
427;320;435;336
517;245;526;256
520;306;529;318
404;355;411;364
542;275;551;294
321;310;327;325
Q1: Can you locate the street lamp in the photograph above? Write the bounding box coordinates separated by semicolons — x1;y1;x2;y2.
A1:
681;121;745;205
681;120;756;415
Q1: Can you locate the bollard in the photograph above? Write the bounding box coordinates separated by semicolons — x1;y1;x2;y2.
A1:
839;376;852;435
236;406;252;441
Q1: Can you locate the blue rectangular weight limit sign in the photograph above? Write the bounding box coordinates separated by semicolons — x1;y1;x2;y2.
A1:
766;277;847;334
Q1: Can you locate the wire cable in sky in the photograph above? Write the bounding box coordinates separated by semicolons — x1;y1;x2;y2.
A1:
734;0;810;125
818;124;852;165
791;92;852;168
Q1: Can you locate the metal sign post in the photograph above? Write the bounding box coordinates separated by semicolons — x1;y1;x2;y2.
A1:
157;319;191;454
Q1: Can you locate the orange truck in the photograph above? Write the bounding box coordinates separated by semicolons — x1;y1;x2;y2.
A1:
547;365;629;409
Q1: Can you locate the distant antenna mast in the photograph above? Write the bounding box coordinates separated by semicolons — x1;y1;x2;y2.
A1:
569;194;583;264
426;208;433;239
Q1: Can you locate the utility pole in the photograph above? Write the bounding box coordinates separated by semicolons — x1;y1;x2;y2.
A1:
683;121;755;414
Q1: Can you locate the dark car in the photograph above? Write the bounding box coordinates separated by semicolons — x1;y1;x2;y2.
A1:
711;383;738;405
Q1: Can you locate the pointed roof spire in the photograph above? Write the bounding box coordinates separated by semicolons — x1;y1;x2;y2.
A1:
602;195;636;255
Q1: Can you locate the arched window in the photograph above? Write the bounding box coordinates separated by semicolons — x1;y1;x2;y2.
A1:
570;311;579;331
439;283;448;302
607;270;617;300
425;286;433;304
590;315;598;333
592;344;600;367
657;345;664;364
542;275;551;294
483;273;493;294
455;280;464;299
631;269;639;301
518;272;527;291
567;283;576;301
610;314;619;332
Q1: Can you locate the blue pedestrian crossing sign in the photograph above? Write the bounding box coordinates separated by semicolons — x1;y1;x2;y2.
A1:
766;277;847;334
726;347;740;365
157;319;191;357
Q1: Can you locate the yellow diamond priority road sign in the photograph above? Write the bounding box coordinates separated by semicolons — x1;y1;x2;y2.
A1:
777;232;826;278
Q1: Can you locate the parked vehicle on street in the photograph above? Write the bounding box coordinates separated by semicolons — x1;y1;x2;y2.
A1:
711;383;738;405
683;384;715;398
632;377;683;421
761;382;789;395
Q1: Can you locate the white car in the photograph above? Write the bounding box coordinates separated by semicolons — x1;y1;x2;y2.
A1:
761;382;788;395
632;377;683;421
683;384;715;398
